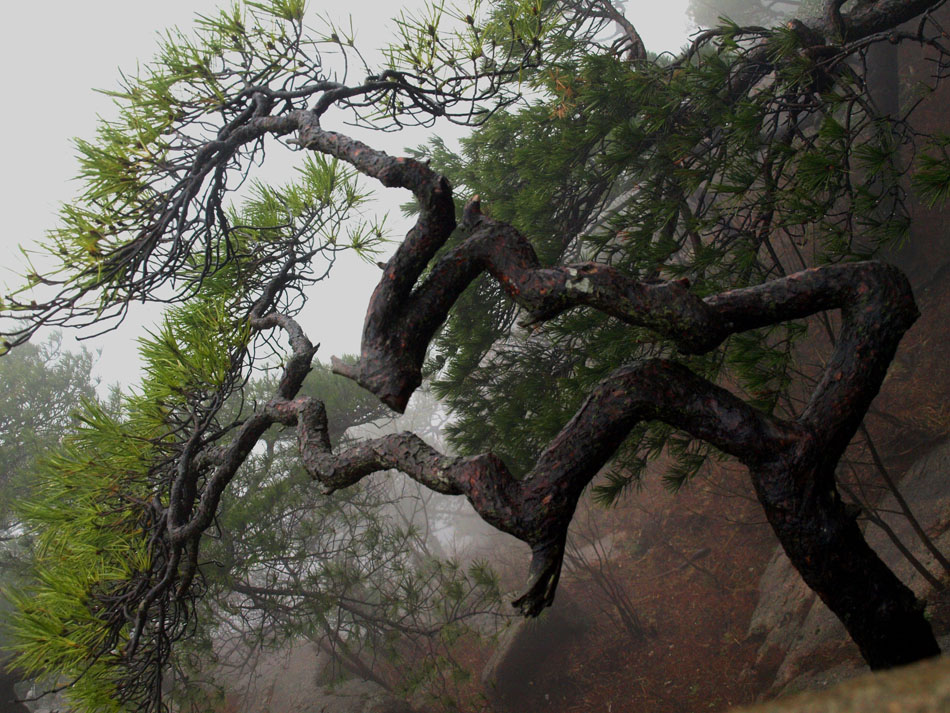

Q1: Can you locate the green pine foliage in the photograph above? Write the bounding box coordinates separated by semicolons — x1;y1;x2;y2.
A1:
424;8;922;503
2;96;493;710
1;0;522;707
913;134;950;208
6;399;156;712
4;0;950;708
3;76;382;709
3;0;384;346
6;266;259;709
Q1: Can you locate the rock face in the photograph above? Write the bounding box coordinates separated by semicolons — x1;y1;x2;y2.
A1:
728;654;950;713
747;440;950;693
0;664;29;713
305;679;415;713
216;640;415;713
481;593;593;712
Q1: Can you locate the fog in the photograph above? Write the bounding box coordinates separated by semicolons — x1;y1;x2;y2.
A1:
0;0;692;391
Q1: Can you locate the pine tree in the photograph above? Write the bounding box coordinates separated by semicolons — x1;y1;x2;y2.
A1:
2;1;950;710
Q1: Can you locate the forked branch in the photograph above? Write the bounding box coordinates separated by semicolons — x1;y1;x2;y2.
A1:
266;129;937;668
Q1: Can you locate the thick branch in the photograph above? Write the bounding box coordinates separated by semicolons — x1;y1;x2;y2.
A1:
585;0;647;60
839;0;944;40
272;357;801;614
292;129;933;663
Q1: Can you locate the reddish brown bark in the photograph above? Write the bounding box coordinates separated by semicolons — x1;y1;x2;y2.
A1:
247;132;939;669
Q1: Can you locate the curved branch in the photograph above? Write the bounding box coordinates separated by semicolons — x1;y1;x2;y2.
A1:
292;128;933;664
840;0;945;40
271;356;800;615
582;0;647;61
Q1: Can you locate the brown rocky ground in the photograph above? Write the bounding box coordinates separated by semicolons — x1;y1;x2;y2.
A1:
484;464;778;713
470;242;950;713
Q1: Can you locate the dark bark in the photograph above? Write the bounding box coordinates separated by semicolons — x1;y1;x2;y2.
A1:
129;90;941;676
7;2;947;706
242;133;940;669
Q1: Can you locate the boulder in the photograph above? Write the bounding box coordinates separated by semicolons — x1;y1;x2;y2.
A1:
481;592;593;712
747;439;950;692
728;654;950;713
0;664;29;713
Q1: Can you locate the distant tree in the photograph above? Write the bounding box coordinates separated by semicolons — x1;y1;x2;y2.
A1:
2;1;950;711
181;370;503;711
687;0;807;27
0;334;97;711
0;332;97;600
0;333;97;525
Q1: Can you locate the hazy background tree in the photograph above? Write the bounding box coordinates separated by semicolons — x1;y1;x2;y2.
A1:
0;334;98;712
179;370;505;712
686;0;808;27
0;334;97;529
2;1;949;711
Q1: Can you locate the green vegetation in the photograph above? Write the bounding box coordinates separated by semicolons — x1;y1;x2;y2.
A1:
425;18;913;497
2;156;497;710
2;0;949;710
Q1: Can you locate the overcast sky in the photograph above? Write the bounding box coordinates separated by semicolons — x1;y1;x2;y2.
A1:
0;0;694;389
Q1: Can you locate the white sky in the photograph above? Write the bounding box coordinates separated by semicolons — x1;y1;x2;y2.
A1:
0;0;694;390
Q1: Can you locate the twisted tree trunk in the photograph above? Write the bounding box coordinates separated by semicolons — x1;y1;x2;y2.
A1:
245;132;940;669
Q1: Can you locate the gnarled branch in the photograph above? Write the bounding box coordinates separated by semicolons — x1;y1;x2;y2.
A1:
277;127;936;667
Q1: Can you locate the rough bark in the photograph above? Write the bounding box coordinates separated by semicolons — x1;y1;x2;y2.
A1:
237;125;941;669
125;80;941;675
7;2;948;707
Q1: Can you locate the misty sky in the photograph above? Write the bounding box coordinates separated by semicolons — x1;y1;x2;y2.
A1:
0;0;695;389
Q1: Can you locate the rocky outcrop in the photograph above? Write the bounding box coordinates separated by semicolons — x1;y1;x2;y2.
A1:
306;679;415;713
0;662;29;713
729;654;950;713
481;592;593;712
747;439;950;693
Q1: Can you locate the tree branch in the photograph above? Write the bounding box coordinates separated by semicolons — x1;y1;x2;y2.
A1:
279;120;934;663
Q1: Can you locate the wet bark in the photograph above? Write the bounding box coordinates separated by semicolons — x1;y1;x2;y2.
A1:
248;128;942;669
